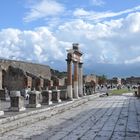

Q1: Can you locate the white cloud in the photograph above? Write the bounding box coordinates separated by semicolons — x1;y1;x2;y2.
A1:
0;27;68;64
125;56;140;64
73;5;140;22
56;12;140;65
0;11;140;69
23;0;65;22
91;0;105;6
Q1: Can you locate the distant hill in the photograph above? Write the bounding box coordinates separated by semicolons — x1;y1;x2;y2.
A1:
51;69;67;79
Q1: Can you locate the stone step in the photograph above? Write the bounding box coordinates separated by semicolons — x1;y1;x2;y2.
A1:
0;94;99;134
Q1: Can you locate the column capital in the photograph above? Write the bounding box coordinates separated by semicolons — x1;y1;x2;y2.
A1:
79;62;83;68
66;59;72;63
79;62;83;65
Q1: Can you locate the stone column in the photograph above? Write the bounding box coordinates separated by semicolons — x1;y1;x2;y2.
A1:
9;91;26;112
41;90;52;105
28;91;41;108
78;62;83;97
0;67;3;89
67;60;73;100
73;61;79;98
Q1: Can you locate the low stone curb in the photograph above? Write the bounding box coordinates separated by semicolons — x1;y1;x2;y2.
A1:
0;94;99;134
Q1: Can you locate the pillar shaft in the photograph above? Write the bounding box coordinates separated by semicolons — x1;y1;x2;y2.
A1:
67;60;73;100
74;61;79;98
78;63;83;97
0;69;2;89
67;60;72;85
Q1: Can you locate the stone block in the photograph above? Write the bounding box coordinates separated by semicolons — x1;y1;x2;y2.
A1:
60;89;68;100
41;90;52;105
9;91;26;112
28;91;41;108
52;87;61;103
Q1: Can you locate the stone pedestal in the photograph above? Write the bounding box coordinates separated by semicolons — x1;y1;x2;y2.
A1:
60;89;68;100
52;88;61;103
0;89;6;100
28;91;41;108
41;90;52;105
9;91;26;112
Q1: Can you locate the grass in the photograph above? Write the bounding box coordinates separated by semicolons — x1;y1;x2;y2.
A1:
109;88;133;95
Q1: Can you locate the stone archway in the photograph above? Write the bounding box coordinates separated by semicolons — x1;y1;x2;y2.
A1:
66;43;83;100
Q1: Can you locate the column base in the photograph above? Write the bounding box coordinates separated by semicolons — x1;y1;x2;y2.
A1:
74;81;79;98
78;85;83;97
67;85;73;100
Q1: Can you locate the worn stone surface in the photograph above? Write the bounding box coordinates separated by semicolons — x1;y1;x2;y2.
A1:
0;93;140;140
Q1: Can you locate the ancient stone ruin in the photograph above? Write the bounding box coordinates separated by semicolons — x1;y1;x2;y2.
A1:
0;43;91;115
66;43;83;100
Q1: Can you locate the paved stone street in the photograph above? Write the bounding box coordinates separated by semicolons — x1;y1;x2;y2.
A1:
0;93;140;140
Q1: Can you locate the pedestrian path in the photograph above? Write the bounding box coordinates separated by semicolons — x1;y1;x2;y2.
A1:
1;93;140;140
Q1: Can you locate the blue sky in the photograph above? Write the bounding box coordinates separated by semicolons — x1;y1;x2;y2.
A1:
0;0;140;78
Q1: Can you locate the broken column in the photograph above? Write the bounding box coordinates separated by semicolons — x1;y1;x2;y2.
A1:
41;88;52;105
28;90;41;108
52;87;61;103
73;61;79;98
9;91;26;112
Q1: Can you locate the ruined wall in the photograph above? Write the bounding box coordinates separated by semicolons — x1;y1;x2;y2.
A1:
0;59;52;90
4;67;26;90
84;75;98;84
0;59;51;80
